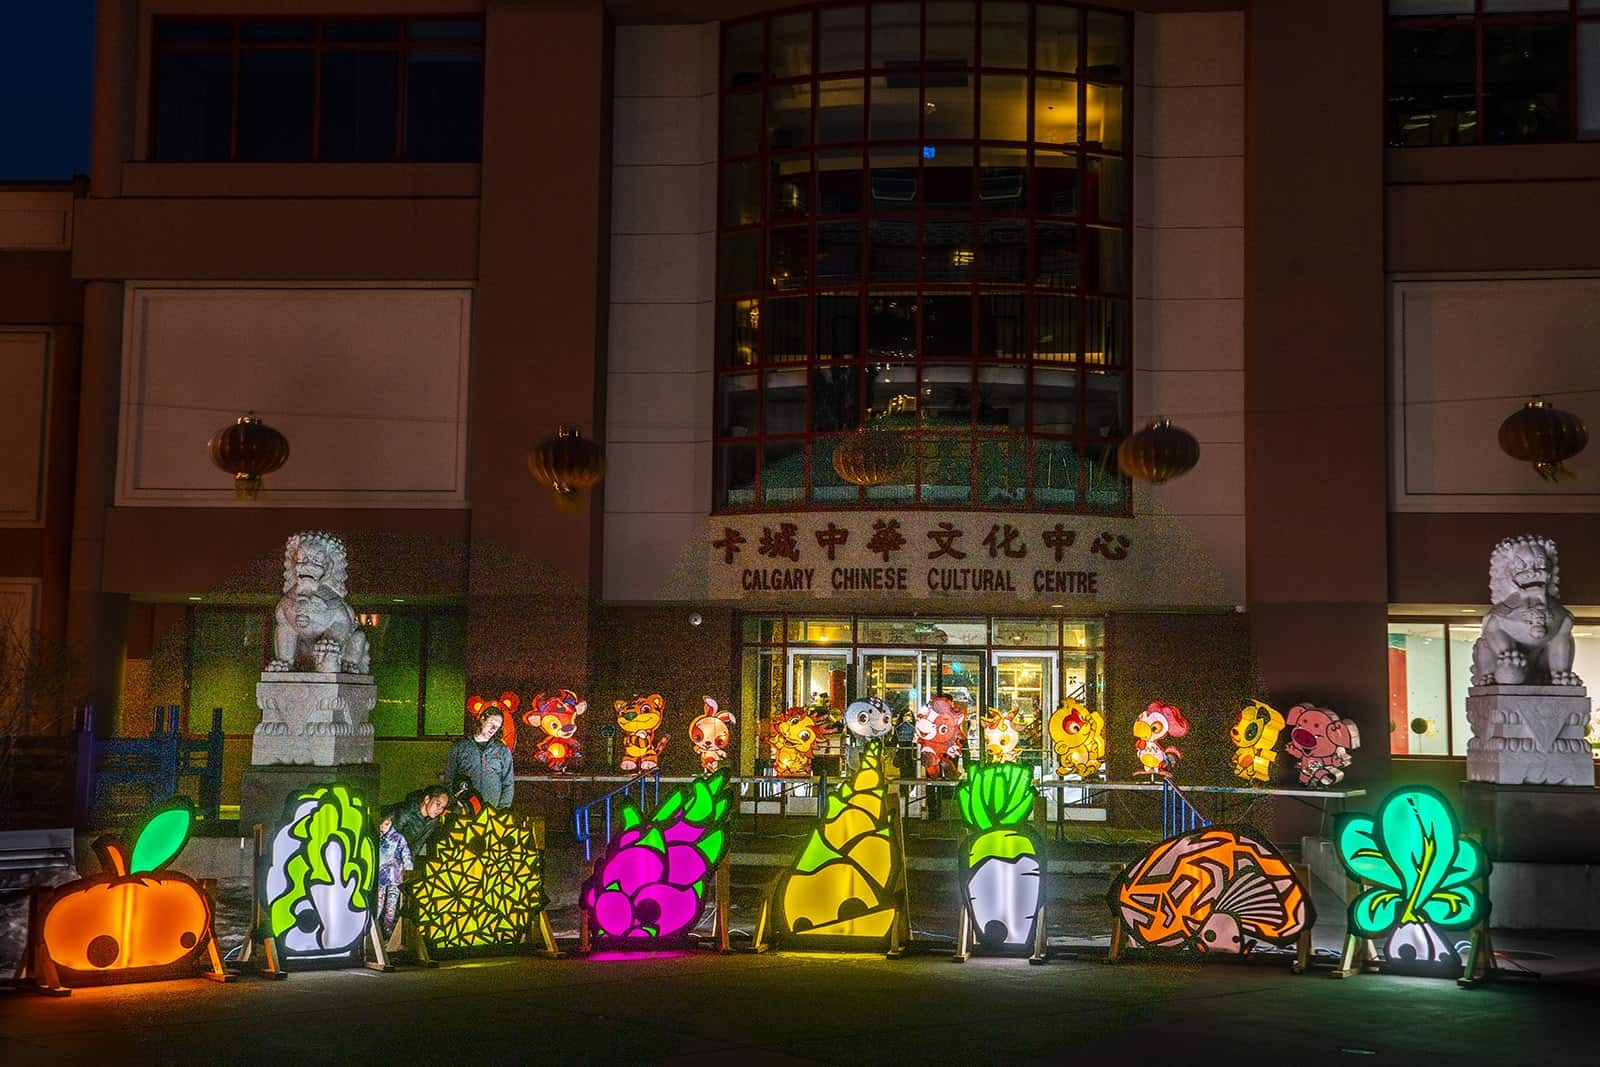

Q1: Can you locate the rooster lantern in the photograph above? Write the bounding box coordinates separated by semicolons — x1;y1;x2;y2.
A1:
1133;702;1189;779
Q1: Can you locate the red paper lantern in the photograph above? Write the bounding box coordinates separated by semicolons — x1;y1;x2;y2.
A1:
208;414;289;499
1498;398;1587;481
528;425;605;511
1117;419;1200;485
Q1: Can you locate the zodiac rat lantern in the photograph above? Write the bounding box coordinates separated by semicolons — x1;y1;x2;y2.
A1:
1229;700;1285;784
615;694;669;772
35;799;222;985
1133;702;1189;778
771;741;904;949
769;707;823;776
581;772;735;945
689;697;736;774
916;695;967;779
263;784;377;963
843;697;894;773
1048;699;1105;779
467;691;518;754
526;689;586;773
1283;704;1361;787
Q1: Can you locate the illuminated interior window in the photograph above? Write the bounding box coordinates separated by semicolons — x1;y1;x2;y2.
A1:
716;2;1133;511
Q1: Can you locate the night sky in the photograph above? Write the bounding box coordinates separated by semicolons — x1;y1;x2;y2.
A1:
0;1;94;181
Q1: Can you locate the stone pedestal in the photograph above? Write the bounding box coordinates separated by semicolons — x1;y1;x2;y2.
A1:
239;762;381;838
252;672;377;766
1460;780;1600;931
1465;685;1594;787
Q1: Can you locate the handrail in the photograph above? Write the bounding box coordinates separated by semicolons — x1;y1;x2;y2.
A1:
1161;777;1211;837
572;770;660;860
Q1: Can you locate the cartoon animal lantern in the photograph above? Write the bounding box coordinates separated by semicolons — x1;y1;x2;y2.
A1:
689;696;736;774
615;693;669;772
957;764;1044;952
1111;827;1313;955
525;689;586;773
1048;699;1106;779
38;800;217;984
406;805;545;951
981;708;1030;764
467;692;518;753
916;695;967;779
264;784;376;962
769;707;823;777
582;772;734;945
1133;702;1189;778
843;697;894;773
1284;703;1361;788
773;741;903;948
1229;700;1286;784
1335;786;1487;970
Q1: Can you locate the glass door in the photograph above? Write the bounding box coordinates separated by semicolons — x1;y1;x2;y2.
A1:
787;648;852;769
991;651;1057;767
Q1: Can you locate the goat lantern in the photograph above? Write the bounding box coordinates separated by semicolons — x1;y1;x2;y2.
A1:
33;799;223;986
263;783;378;965
689;696;735;774
981;708;1030;764
527;689;586;773
1284;703;1361;787
1229;700;1286;784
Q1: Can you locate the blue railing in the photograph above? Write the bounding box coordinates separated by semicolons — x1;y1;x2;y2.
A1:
72;705;226;827
573;771;661;860
1160;777;1211;838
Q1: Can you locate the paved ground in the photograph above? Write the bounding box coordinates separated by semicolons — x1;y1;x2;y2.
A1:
3;944;1594;1065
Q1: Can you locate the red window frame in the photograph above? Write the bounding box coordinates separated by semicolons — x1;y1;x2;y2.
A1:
1387;0;1600;146
714;1;1135;515
149;14;485;162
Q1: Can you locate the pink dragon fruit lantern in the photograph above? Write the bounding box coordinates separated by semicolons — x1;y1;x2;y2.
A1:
580;772;734;944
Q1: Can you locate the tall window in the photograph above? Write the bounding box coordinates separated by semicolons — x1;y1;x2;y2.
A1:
1388;616;1600;757
716;2;1133;512
1388;1;1600;146
152;17;484;162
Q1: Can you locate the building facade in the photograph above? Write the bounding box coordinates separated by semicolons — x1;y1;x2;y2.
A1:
6;0;1600;812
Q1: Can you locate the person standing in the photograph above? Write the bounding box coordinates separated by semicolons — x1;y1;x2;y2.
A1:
446;707;515;809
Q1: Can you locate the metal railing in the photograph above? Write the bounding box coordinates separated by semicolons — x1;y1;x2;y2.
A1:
572;771;660;860
1161;777;1211;837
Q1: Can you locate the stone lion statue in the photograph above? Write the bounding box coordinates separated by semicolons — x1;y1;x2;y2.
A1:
265;531;371;674
1471;535;1581;687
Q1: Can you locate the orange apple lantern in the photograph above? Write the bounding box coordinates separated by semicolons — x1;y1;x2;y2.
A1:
40;800;216;984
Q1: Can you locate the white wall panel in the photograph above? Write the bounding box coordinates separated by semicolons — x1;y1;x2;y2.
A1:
1390;275;1600;513
117;285;471;507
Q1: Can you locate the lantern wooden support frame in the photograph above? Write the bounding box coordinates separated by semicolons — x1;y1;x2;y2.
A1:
951;824;1050;966
405;814;562;963
1330;835;1498;989
1105;861;1315;974
9;879;231;996
239;823;392;979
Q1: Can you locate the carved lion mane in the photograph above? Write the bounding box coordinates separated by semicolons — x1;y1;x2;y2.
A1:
1488;535;1559;606
284;531;349;598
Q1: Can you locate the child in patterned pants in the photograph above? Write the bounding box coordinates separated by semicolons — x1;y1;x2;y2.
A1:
376;814;413;942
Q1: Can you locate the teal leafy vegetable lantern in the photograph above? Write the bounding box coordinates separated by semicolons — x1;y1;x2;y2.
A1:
581;772;734;944
1335;786;1488;967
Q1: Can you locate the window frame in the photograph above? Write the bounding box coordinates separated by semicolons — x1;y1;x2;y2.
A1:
1387;0;1600;147
149;14;485;163
715;2;1135;515
182;602;468;741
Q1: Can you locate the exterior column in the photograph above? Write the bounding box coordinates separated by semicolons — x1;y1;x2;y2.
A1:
1244;1;1390;784
467;0;609;706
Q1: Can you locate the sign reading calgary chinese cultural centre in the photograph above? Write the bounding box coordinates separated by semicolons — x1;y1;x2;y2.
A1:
706;512;1185;605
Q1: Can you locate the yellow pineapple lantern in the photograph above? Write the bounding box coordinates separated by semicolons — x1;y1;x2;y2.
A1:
766;741;906;951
